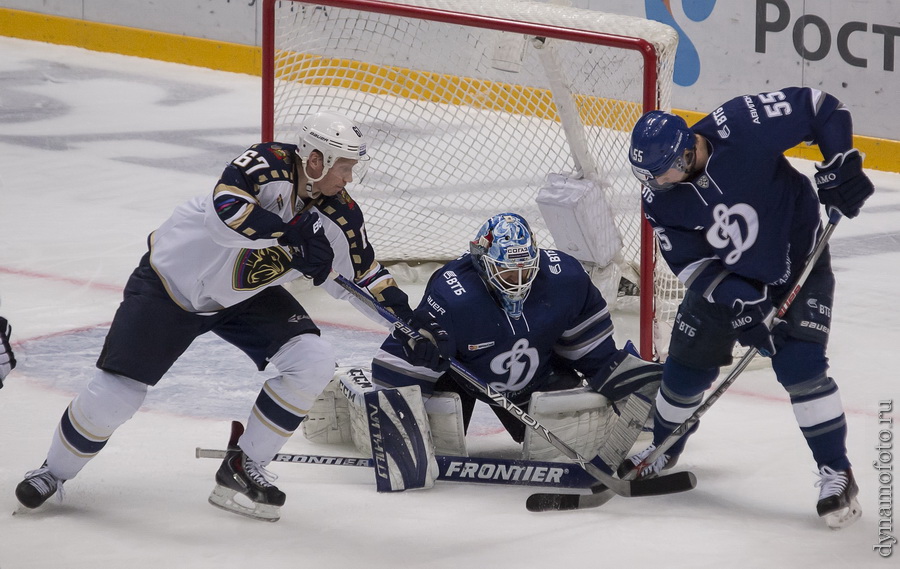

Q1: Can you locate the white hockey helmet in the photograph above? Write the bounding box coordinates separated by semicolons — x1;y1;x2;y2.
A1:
297;111;370;182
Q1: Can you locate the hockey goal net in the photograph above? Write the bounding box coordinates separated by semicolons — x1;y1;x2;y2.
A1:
262;0;681;359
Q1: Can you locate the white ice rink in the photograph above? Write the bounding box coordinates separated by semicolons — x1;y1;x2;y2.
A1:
1;37;899;568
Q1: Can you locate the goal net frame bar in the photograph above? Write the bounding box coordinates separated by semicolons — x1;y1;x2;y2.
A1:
261;0;663;358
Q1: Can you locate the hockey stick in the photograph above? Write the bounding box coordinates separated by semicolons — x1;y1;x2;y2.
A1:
195;448;603;489
333;273;696;498
526;209;843;511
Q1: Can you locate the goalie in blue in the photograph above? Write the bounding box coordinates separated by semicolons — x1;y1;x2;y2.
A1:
623;87;873;529
371;213;662;467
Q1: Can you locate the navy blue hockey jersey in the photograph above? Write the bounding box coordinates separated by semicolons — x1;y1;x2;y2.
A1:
643;87;850;308
371;249;618;404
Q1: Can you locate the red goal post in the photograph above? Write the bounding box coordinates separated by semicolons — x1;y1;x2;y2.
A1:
261;0;680;359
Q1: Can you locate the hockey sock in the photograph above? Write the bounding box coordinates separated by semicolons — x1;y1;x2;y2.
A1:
651;358;716;456
241;376;308;466
47;370;148;480
242;334;336;465
773;341;851;471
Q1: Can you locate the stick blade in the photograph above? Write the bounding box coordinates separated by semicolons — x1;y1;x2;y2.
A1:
627;470;697;497
525;492;583;512
525;471;697;512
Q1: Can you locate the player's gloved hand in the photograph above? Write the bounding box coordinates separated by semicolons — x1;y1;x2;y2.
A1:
401;312;452;373
732;301;784;357
0;316;16;386
815;149;874;219
280;211;334;286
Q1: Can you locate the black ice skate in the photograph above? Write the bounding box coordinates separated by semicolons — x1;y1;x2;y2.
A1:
815;466;861;529
15;462;63;509
208;421;286;522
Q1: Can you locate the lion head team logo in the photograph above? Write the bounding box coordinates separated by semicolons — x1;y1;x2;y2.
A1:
232;247;292;290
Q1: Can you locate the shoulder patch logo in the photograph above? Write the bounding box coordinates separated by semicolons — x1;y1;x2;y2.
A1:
338;189;356;208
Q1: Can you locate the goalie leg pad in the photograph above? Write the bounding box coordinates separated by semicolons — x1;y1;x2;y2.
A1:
302;367;376;457
424;391;468;457
305;368;469;459
597;382;660;467
365;386;438;492
522;387;616;463
302;373;353;445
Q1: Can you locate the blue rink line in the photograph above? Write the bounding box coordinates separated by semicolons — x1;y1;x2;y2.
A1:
15;323;386;420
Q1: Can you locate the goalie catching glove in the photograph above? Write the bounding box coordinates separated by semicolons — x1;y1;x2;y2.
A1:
278;211;334;286
815;149;874;219
587;341;662;402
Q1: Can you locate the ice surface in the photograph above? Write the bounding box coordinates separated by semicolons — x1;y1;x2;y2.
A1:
1;37;898;568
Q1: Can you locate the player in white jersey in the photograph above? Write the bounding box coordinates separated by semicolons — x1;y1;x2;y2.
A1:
15;111;445;522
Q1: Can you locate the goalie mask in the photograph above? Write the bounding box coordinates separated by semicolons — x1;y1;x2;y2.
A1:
470;213;540;319
297;111;370;183
629;110;696;191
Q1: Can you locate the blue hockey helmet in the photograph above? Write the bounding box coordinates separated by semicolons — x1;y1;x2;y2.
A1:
470;213;540;319
629;110;695;190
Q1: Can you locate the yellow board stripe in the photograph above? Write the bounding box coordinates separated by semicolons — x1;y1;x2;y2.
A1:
2;7;896;172
0;7;260;75
279;54;644;129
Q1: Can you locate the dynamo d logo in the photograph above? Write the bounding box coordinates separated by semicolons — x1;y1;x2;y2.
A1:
705;203;759;265
488;338;539;393
645;0;717;86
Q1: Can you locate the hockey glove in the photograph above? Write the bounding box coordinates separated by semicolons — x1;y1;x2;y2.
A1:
0;316;16;386
376;285;414;323
588;340;662;402
280;212;334;286
401;312;452;373
815;149;874;219
732;301;783;357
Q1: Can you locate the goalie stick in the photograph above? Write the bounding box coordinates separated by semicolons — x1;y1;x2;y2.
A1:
332;273;696;499
526;209;843;512
196;447;608;489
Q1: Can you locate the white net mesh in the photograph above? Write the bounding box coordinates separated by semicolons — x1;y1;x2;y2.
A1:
266;0;683;358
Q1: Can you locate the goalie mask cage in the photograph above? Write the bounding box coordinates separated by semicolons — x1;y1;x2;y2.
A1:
262;0;680;359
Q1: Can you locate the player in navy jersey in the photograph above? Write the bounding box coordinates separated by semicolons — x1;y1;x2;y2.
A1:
624;87;874;528
371;213;662;459
15;111;444;521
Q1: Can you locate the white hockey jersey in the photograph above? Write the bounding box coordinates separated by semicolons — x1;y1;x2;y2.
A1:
148;142;405;315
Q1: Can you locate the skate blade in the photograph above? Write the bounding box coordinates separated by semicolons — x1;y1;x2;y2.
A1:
822;497;862;530
208;485;280;522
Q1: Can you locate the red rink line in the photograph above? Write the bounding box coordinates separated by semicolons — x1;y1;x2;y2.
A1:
0;265;125;294
3;266;878;419
1;265;383;341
